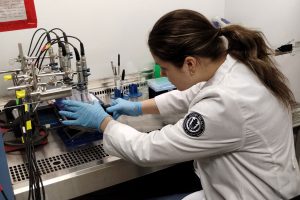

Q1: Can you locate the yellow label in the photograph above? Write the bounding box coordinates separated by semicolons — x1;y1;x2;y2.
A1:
4;75;12;80
16;90;26;98
24;104;29;112
26;120;32;130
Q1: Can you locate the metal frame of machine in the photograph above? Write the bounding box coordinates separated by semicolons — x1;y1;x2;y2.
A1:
0;28;92;200
0;28;170;200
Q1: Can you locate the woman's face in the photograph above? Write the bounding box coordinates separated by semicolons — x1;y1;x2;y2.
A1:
152;55;193;91
152;53;226;91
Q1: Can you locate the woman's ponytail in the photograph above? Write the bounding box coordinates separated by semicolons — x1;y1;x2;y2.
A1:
148;9;295;109
222;25;296;109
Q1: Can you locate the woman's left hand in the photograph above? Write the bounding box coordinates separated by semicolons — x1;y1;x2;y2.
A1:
59;100;109;130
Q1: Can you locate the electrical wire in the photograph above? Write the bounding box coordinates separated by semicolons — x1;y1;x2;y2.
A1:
29;28;65;57
37;49;49;70
0;107;50;147
27;28;48;56
34;39;57;70
38;39;79;70
65;35;82;44
63;35;85;56
1;102;47;200
28;28;85;64
33;34;48;57
3;130;49;147
0;184;9;200
2;27;87;200
37;40;59;70
1;191;8;200
49;28;68;43
19;104;46;200
31;35;84;70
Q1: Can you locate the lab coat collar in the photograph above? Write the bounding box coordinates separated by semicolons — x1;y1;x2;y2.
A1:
204;54;237;87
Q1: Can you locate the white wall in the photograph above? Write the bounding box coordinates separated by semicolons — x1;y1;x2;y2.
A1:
0;0;225;96
225;0;300;101
2;0;299;100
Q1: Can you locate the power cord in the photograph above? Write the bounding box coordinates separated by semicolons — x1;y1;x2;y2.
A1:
0;184;8;200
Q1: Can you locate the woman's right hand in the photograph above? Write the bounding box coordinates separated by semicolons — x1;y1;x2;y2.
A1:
106;98;142;119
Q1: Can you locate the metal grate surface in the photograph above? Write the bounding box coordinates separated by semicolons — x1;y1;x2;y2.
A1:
9;144;109;183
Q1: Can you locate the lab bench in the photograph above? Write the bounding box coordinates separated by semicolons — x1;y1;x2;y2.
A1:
3;76;300;199
1;77;186;200
6;115;170;200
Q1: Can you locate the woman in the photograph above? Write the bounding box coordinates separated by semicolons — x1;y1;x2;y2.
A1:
59;9;300;199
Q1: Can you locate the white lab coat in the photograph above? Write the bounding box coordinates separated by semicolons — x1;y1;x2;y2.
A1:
103;55;300;200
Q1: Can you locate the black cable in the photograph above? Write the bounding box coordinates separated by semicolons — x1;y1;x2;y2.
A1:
36;32;53;69
33;52;44;70
28;35;78;76
27;132;44;200
1;190;8;200
37;39;80;69
49;31;60;42
34;39;56;69
37;40;60;69
38;48;49;70
28;139;36;200
59;40;80;60
3;130;49;147
30;31;50;58
43;35;82;56
49;28;68;42
29;29;84;64
26;134;32;200
15;104;46;200
28;32;47;57
66;35;82;43
27;28;48;56
29;29;57;57
33;34;47;57
32;144;45;199
65;36;85;56
1;112;49;147
33;44;47;68
73;47;80;61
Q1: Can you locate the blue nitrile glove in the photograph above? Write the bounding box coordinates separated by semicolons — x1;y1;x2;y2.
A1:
59;100;109;130
106;98;142;119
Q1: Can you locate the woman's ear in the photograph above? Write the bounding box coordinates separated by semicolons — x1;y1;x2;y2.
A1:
184;56;198;76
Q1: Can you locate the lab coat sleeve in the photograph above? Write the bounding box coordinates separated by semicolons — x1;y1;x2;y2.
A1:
103;88;244;167
155;82;205;116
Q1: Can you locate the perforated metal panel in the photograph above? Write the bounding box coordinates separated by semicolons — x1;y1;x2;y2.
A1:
9;144;109;183
91;82;147;98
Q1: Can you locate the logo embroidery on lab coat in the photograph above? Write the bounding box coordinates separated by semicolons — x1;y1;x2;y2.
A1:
183;112;205;137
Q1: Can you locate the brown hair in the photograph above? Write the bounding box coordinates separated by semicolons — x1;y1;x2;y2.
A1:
148;9;295;109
